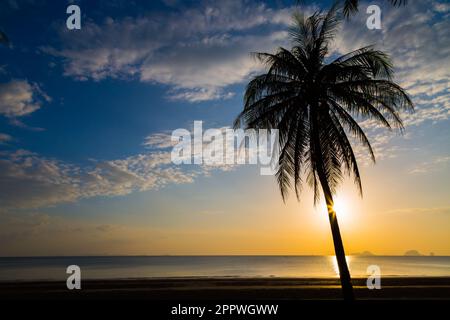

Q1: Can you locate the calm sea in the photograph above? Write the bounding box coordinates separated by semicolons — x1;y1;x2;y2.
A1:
1;256;449;281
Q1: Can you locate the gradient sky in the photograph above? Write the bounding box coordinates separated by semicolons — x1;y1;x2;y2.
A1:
0;0;449;256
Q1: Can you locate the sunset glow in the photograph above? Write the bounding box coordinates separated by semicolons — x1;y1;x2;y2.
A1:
0;0;448;258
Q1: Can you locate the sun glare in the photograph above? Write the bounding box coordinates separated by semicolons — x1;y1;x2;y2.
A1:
333;197;348;218
321;196;350;219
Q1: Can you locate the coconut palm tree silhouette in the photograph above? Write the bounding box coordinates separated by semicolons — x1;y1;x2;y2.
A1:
234;4;413;300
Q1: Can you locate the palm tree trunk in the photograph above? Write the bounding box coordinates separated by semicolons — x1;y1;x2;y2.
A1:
310;104;354;300
317;169;355;300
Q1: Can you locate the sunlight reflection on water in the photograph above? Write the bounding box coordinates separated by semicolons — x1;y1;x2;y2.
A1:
330;255;352;277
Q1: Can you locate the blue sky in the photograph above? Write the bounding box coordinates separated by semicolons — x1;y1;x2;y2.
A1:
0;0;449;256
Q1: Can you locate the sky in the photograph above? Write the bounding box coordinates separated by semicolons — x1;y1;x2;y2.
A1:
0;0;449;256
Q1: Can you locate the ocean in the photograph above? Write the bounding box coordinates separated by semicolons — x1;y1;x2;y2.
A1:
1;256;449;281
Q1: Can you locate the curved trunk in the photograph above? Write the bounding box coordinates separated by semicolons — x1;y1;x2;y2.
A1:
317;170;355;300
310;103;354;300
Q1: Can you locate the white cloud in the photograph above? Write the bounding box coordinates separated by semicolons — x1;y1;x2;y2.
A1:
0;149;196;209
333;0;449;123
143;132;175;149
0;150;81;208
0;80;50;117
433;2;450;13
139;31;288;102
330;0;450;164
0;141;242;209
168;88;235;102
44;0;294;102
0;122;277;209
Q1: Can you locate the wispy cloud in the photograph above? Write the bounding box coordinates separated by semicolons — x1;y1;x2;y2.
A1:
0;211;136;255
0;149;197;209
0;80;50;118
43;0;296;102
0;122;276;209
332;0;449;164
0;138;246;209
408;155;450;174
143;132;176;149
385;206;450;215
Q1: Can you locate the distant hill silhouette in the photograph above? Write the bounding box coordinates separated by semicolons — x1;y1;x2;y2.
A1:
404;250;423;256
352;251;375;256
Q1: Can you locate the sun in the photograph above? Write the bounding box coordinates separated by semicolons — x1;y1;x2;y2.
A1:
326;196;351;223
333;197;348;217
318;194;356;225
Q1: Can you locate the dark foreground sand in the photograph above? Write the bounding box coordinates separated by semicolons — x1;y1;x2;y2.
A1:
1;277;450;300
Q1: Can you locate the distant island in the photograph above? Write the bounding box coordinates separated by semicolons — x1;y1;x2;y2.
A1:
351;251;375;256
350;250;437;256
404;250;423;256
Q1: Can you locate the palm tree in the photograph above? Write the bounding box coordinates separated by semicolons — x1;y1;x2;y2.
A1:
234;5;413;300
341;0;407;18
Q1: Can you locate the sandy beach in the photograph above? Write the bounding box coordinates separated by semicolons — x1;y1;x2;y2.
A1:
1;277;450;300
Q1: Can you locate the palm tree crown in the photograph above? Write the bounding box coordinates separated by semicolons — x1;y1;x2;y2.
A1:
235;6;413;203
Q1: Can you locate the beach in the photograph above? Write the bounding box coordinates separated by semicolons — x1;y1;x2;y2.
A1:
2;277;450;300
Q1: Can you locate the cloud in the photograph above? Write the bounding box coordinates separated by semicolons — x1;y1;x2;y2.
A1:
408;155;450;174
143;132;175;149
334;0;449;124
385;207;450;215
7;118;45;131
95;224;116;233
0;149;200;209
352;131;405;166
0;138;245;209
0;150;82;208
139;31;288;102
0;133;12;144
0;80;50;117
0;122;277;209
330;0;450;164
0;211;133;254
0;212;52;244
433;2;450;13
43;0;294;102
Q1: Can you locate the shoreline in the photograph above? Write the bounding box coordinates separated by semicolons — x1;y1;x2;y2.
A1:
1;277;450;300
